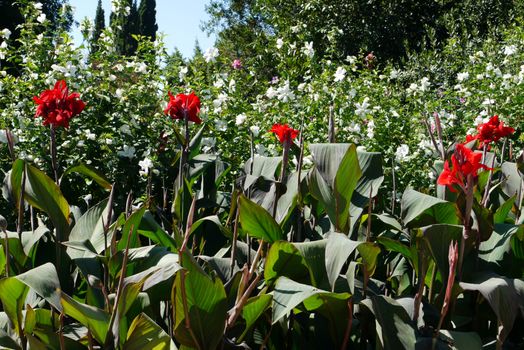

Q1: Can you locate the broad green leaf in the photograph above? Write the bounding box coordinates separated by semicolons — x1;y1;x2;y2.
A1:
0;328;21;350
0;278;28;336
494;195;516;224
62;163;112;190
67;198;112;259
439;330;482;350
325;232;361;290
138;211;178;251
190;215;232;239
14;162;70;241
376;236;413;261
117;206;146;251
460;274;524;343
479;224;522;264
173;259;227;350
357;242;381;277
125;313;177;350
243;156;281;180
309;168;336;224
239;294;273;341
309;143;351;186
238;194;283;243
61;292;110;344
423;224;462;280
360;295;417;350
401;188;460;227
15;263;62;312
500;162;523;208
294;240;329;289
272;276;350;324
264;241;310;286
334;144;361;232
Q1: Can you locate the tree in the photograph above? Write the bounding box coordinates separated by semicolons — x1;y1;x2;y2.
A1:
91;0;105;52
111;0;139;55
138;0;157;39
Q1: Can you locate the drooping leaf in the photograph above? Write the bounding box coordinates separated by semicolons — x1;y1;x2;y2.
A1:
61;292;110;344
271;276;350;324
117;206;146;251
360;295;417;350
239;294;273;341
238;195;283;243
173;258;227;350
0;278;28;336
325;232;361;290
62;163;112;190
357;242;381;277
15;263;62;312
67;198;112;259
401;188;460;227
124;313;177;350
264;241;310;286
459;273;524;343
423;224;462;280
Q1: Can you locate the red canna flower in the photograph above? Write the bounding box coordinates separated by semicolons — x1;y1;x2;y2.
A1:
270;123;299;144
475;115;514;146
438;143;489;191
164;91;201;124
33;80;85;128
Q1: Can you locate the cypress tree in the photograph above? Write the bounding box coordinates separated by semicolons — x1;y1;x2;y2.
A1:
111;0;139;56
138;0;157;39
91;0;105;52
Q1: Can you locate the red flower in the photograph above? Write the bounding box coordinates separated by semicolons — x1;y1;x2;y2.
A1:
33;80;85;128
476;115;514;146
438;143;489;191
270;123;299;144
164;91;201;124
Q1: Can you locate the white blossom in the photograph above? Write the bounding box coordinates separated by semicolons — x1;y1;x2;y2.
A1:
179;66;188;81
366;120;375;139
1;29;11;39
250;125;260;137
419;77;430;91
276;38;284;50
503;45;517;56
302;41;314;58
457;72;469;82
138;157;153;177
395;144;410;162
276;80;295;102
203;47;219;63
36;13;47;23
215;119;227;131
355;97;371;118
117;145;136;159
333;67;346;82
235;113;247;126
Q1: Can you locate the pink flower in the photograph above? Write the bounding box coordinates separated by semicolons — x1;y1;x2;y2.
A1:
232;59;242;70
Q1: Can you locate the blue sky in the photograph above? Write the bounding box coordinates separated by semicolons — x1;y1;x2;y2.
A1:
69;0;216;58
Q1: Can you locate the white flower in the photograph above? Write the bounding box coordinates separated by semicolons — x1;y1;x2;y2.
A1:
366;120;375;139
333;67;346;82
138;157;153;177
135;62;147;74
117;145;135;159
276;80;295;102
302;41;314;58
235;113;247;126
276;38;284;49
34;2;43;10
419;77;430;91
482;98;495;106
119;124;132;135
203;47;219;63
115;88;124;100
457;72;469;82
346;56;357;64
390;70;399;79
355;97;371;118
395;144;410;162
213;93;228;108
36;13;47;23
250;125;260;137
1;29;11;39
266;87;278;99
503;45;517;56
179;66;188;81
215;119;227;131
84;129;96;140
213;79;225;88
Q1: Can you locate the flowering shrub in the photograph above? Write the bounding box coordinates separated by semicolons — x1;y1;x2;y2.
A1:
0;3;523;349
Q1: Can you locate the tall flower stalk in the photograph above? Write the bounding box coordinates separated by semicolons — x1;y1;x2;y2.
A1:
438;143;489;279
269;123;299;218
